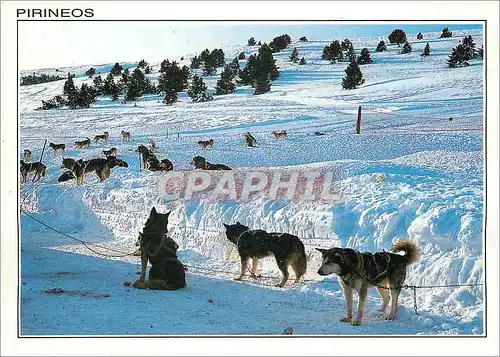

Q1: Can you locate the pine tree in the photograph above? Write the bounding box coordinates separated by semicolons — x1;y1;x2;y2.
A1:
299;57;307;65
63;74;78;108
86;67;96;78
188;75;213;102
157;60;189;93
125;68;150;102
93;75;103;94
248;37;257;46
109;82;121;101
137;59;148;68
144;66;151;74
417;32;424;40
76;83;97;108
238;52;245;60
162;88;178;105
290;47;299;63
322;40;343;63
461;35;476;60
203;53;217;76
215;66;236;95
228;58;240;78
190;55;202;69
214;49;225;67
341;61;365;89
440;27;453;38
375;40;387;52
253;74;271;95
476;45;484;60
421;43;430;56
388;29;407;46
257;41;262;46
447;44;470;68
299;36;308;42
110;62;123;76
269;34;292;53
401;41;412;54
357;48;373;65
257;44;279;80
346;43;356;62
121;68;130;87
341;39;352;52
237;54;257;85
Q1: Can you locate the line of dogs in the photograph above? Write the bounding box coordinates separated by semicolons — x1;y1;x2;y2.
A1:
133;207;420;326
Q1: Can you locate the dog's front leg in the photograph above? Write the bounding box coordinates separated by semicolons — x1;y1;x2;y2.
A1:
386;288;401;320
234;256;248;281
352;285;368;326
251;258;259;278
340;287;353;323
139;254;148;281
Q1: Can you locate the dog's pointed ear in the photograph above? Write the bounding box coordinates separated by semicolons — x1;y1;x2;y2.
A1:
236;221;241;225
150;207;157;215
223;223;229;229
316;248;328;255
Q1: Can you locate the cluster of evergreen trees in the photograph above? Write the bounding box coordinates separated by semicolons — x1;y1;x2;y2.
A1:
289;48;306;65
238;43;280;94
61;74;98;109
269;34;292;53
157;59;190;104
190;48;225;76
21;73;65;86
447;35;481;68
321;39;355;63
440;28;453;38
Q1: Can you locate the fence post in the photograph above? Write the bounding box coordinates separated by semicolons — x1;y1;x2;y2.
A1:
356;106;362;134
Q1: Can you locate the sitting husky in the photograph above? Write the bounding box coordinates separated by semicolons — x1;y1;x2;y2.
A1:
316;241;420;326
223;222;307;287
244;132;257;147
121;130;131;142
135;145;173;171
198;139;214;149
133;207;186;290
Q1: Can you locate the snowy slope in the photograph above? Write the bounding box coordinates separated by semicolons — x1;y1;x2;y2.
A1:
19;28;484;335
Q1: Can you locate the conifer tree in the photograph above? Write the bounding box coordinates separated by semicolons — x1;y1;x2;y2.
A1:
290;47;299;63
439;27;453;38
215;66;236;95
375;40;387;52
203;53;218;76
257;41;262;46
447;44;470;68
188;75;213;102
110;62;123;76
299;57;307;65
137;59;148;68
461;35;476;60
421;43;431;56
388;29;407;46
299;36;308;42
190;55;202;69
346;43;356;62
248;37;257;46
76;83;97;108
125;68;151;101
238;54;257;85
86;67;96;78
93;75;103;94
63;74;78;108
228;57;240;78
253;74;271;95
102;73;115;95
144;66;151;74
357;48;373;65
322;40;343;63
215;48;225;67
417;32;424;40
121;68;130;86
162;88;178;105
476;45;484;60
401;41;412;54
341;61;365;89
238;52;246;60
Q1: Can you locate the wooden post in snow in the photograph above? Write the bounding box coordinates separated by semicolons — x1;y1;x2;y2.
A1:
356;106;362;134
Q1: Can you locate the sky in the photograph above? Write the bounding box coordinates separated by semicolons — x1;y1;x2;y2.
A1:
18;22;482;70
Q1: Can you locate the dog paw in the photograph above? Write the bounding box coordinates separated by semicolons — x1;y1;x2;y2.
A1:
233;277;243;281
274;283;285;288
351;320;362;326
385;315;395;321
339;317;352;323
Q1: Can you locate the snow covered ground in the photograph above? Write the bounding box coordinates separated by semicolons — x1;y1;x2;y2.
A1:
19;28;484;335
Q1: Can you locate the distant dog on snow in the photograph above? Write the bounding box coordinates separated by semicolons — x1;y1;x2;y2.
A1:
316;241;420;326
223;222;307;287
49;142;66;153
272;130;287;140
198;139;214;149
20;160;46;183
244;132;257;147
74;137;91;149
121;130;131;142
102;147;117;157
23;149;32;162
190;156;231;170
94;131;109;143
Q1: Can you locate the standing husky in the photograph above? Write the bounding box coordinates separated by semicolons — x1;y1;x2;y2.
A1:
133;207;186;290
223;222;307;287
316;241;420;326
20;160;46;183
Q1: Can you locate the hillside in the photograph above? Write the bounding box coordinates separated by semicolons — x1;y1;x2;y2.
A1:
19;28;484;335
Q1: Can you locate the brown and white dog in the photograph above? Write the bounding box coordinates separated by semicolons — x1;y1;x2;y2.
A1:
20;160;46;183
94;131;109;142
102;147;117;157
23;149;32;162
316;241;419;326
49;142;66;153
74;138;91;149
272;130;287;140
121;131;131;142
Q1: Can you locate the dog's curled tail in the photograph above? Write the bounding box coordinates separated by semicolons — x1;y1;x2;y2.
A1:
392;240;420;265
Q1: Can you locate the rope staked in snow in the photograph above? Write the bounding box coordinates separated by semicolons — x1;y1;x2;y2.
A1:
20;207;484;316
